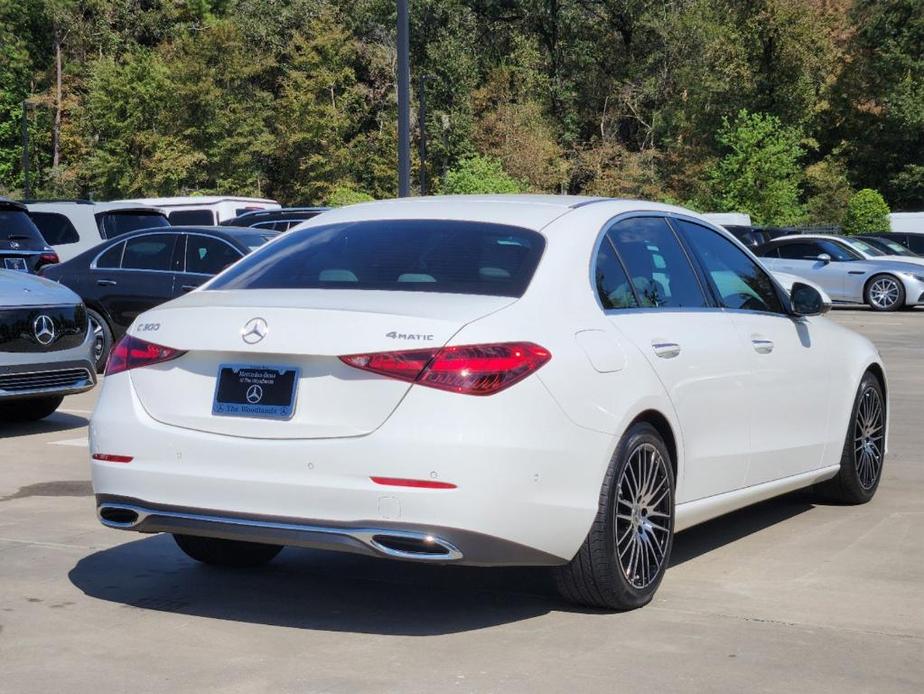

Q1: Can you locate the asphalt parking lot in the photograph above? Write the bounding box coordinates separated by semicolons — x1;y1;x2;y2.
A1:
1;308;922;693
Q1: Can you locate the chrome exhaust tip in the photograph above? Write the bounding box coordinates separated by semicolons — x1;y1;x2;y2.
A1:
98;504;144;528
367;532;463;561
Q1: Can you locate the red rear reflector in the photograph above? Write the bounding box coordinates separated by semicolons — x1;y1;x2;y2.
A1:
92;453;133;463
105;335;186;376
370;476;457;489
340;342;550;395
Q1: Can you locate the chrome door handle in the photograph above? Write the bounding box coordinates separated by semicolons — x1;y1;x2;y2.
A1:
181;284;197;292
752;337;774;354
96;279;117;287
652;341;681;359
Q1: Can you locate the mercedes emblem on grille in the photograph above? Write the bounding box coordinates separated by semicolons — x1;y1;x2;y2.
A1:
33;314;56;345
241;317;268;345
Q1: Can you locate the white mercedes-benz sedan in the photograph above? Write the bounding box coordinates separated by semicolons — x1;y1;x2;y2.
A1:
90;196;887;610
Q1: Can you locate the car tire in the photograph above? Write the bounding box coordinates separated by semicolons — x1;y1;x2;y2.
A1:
554;421;675;610
173;534;283;567
0;395;64;422
86;308;113;373
817;371;885;504
864;274;905;312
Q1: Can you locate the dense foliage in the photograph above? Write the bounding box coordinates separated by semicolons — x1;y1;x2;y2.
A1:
1;0;921;221
842;188;892;235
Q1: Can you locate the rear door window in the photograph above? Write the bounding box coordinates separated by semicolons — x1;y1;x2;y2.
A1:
121;234;179;271
776;242;824;260
606;217;708;308
905;235;924;254
208;220;546;298
168;209;215;225
95;241;125;269
593;237;638;309
27;211;79;245
185;235;243;275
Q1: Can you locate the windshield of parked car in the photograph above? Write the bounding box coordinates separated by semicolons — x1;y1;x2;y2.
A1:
867;238;918;256
841;238;885;257
208;219;545;298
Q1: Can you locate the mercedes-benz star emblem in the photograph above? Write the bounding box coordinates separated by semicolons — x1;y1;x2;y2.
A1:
246;385;264;404
9;240;20;249
33;315;56;345
241;317;268;345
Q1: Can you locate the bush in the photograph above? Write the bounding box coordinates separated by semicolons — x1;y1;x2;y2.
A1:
442;155;524;195
326;185;375;207
841;189;890;234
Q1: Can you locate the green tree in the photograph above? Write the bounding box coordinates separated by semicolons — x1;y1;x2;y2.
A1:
842;189;891;235
804;156;853;225
705;110;805;225
441;155;524;195
326;185;374;207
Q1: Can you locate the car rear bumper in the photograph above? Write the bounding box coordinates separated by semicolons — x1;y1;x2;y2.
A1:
95;494;563;566
90;371;616;564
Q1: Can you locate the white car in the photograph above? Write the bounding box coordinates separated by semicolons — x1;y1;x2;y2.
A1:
27;201;170;262
114;196;280;225
90;196;887;610
757;235;924;311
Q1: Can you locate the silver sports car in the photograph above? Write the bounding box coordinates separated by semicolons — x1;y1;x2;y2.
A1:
1;270;96;421
758;235;924;311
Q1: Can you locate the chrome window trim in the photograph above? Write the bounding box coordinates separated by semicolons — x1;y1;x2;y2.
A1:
589;210;795;318
89;231;181;272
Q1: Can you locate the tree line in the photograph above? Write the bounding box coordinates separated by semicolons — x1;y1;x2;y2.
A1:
1;0;921;226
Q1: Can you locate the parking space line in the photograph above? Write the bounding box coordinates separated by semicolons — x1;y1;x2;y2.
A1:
48;438;88;447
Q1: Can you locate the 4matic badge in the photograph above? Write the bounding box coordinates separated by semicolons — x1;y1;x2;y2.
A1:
385;331;434;341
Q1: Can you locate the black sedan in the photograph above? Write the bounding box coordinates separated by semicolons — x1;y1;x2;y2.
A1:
41;226;277;371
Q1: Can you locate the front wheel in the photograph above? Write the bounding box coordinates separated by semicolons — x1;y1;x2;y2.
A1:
817;372;886;504
173;534;283;567
555;422;675;610
865;274;905;312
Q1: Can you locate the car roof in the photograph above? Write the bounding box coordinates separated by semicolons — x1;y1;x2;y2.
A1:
106;225;280;241
0;196;27;212
25;200;166;214
113;196;278;206
232;207;329;218
300;195;703;233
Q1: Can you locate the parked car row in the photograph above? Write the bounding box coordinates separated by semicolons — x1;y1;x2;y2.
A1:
756;234;924;311
42;226;279;371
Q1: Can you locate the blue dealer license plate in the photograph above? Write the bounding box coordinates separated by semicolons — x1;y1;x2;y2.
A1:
212;364;299;420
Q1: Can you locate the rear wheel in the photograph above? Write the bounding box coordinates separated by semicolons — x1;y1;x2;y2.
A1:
173;534;283;567
0;396;64;422
86;309;113;373
864;274;904;311
555;422;675;610
817;372;885;504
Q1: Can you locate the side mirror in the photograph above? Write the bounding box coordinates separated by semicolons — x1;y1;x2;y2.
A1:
816;253;832;264
790;282;831;317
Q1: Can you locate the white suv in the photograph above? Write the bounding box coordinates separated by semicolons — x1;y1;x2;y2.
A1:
27;201;170;262
114;196;280;225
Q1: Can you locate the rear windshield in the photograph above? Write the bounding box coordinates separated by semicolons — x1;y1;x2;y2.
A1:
97;211;170;239
208;219;545;297
0;209;47;249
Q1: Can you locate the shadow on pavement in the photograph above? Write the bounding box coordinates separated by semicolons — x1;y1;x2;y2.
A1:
0;412;88;439
69;492;817;634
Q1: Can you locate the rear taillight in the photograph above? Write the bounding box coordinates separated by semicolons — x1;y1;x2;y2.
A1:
340;342;550;395
105;335;186;376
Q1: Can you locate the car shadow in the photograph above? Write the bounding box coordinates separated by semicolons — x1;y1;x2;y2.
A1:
0;412;88;439
68;491;818;635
